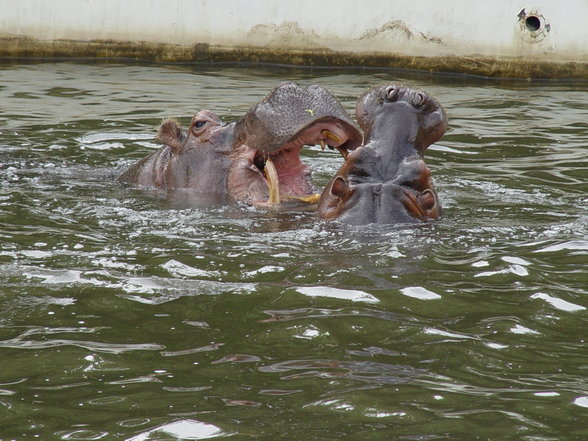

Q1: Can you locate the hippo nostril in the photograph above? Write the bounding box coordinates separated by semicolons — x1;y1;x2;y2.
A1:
413;92;426;107
418;189;436;211
385;86;399;102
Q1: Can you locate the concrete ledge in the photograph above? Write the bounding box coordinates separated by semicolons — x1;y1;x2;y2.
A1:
2;36;587;80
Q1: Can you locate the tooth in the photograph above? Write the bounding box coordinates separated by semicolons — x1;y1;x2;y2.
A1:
321;129;343;144
320;139;326;151
264;158;280;204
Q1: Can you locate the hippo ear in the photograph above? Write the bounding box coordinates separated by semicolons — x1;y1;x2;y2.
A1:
157;119;185;154
330;176;349;198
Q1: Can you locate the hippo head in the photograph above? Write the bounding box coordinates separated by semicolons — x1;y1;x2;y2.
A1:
158;109;234;192
318;84;448;224
228;82;363;205
118;109;233;193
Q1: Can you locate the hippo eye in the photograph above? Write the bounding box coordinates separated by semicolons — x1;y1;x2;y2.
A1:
194;120;207;129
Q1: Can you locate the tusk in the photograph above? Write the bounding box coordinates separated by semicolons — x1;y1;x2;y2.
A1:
320;129;348;159
264;158;281;205
336;146;348;160
319;139;326;151
321;129;343;144
284;193;321;204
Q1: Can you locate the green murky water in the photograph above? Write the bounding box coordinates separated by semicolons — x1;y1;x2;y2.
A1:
1;62;587;440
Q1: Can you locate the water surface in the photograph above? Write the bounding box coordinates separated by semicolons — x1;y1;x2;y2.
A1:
1;62;587;440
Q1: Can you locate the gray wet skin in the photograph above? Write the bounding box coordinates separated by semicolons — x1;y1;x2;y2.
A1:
118;82;362;204
118;110;233;194
318;84;448;224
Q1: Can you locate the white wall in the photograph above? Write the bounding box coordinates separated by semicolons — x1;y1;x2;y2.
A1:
1;0;586;61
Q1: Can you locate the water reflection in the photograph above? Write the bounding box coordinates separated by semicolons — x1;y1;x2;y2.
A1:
127;419;228;441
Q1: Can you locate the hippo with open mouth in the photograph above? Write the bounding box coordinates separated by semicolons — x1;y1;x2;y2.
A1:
317;84;447;224
118;82;362;205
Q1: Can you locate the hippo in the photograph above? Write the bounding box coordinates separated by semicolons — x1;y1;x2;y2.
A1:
317;84;447;224
118;110;231;193
118;82;362;205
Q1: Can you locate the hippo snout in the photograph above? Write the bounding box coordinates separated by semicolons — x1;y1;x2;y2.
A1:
319;84;447;225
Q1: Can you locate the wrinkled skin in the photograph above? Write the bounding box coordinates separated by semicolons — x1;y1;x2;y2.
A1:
119;82;362;205
318;84;448;224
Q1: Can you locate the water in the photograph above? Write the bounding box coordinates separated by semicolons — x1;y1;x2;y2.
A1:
1;62;587;440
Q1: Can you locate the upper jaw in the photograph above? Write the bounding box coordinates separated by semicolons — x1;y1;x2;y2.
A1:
234;82;362;152
273;117;362;160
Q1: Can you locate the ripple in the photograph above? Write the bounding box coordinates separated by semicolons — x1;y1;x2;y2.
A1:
258;389;303;396
126;419;228;441
535;240;588;253
18;265;257;304
474;264;529;278
0;326;164;354
534;392;560;397
572;396;588;408
222;398;262;407
243;265;285;278
260;307;401;323
59;430;109;440
423;327;477;341
118;418;151;428
161;259;223;279
0;337;164;353
530;292;586;312
77;132;154;144
161;343;224;357
32;382;91;391
259;359;423;385
88;396;127;405
162;386;212;393
107;375;164;385
212;354;261;364
510;324;540;335
295;286;379;303
400;286;442;300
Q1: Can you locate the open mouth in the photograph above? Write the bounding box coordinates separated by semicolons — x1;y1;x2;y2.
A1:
250;121;358;206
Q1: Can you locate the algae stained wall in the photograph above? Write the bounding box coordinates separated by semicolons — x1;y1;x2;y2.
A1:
1;0;587;78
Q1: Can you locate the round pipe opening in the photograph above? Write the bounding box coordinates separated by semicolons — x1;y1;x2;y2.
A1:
525;15;541;32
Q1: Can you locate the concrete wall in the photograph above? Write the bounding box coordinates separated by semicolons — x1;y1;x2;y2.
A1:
1;0;587;78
